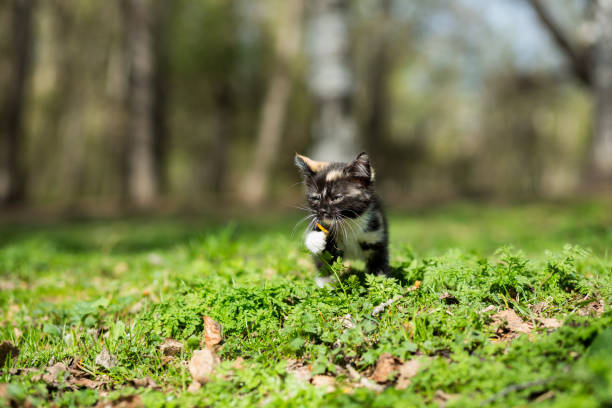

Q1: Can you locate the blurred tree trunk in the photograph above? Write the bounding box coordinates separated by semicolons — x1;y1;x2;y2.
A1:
306;0;358;162
122;0;161;208
152;0;168;194
364;0;392;159
209;83;233;196
0;0;35;206
592;0;612;180
526;0;612;182
241;0;304;206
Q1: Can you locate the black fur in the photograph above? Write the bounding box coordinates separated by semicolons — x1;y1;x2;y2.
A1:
296;152;389;277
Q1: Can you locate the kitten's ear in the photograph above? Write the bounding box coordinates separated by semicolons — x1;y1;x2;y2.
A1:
295;153;328;176
344;152;375;182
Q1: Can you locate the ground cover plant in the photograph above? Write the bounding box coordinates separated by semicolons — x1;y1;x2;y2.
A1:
0;200;611;407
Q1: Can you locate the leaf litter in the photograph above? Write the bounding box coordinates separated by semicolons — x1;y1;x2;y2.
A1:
187;316;224;390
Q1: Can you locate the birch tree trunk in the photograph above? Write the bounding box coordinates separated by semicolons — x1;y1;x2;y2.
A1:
306;0;358;163
364;0;392;158
592;0;612;180
241;0;304;205
0;0;35;206
122;0;159;208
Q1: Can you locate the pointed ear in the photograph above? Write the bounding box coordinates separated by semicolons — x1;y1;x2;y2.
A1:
344;152;375;182
295;153;328;176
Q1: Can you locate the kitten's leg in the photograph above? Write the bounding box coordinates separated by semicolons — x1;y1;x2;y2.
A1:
314;255;338;287
365;244;389;276
308;231;339;287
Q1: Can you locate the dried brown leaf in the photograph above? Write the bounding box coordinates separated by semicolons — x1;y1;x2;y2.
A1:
369;353;398;383
203;316;223;350
533;390;555;403
132;376;159;389
480;305;497;314
232;357;245;370
0;383;7;398
95;347;118;370
160;338;184;356
95;394;143;408
531;301;548;314
439;292;459;305
492;309;533;336
536;317;562;329
187;381;201;392
42;362;68;384
311;375;335;391
396;359;421;390
578;300;604;317
188;348;220;384
0;341;19;366
70;378;106;389
339;314;355;329
433;390;459;408
287;359;312;382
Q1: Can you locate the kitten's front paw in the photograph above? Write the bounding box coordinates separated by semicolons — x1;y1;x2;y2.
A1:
305;230;327;254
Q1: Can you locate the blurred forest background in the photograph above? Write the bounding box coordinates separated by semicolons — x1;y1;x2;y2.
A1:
1;0;612;213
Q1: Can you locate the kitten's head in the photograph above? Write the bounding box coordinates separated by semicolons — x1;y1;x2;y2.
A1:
295;152;375;226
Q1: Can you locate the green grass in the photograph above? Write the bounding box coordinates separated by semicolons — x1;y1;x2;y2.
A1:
1;200;611;407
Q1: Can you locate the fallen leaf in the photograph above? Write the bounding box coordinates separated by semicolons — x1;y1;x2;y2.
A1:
232;357;245;370
42;362;68;384
132;376;159;389
372;296;402;316
7;367;39;376
160;338;184;356
439;292;459;305
480;305;497;314
369;353;397;383
345;364;384;392
433;390;459;407
0;383;7;398
287;359;312;382
492;309;533;340
95;347;118;370
96;394;143;408
70;378;106;389
531;301;548;314
187;381;201;392
0;341;19;366
396;359;421;390
339;314;355;329
536;317;562;329
578;300;604;317
311;375;335;391
188;348;220;384
533;390;555;403
203;316;223;350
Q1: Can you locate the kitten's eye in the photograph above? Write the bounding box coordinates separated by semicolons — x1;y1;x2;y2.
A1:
331;194;344;203
308;194;321;202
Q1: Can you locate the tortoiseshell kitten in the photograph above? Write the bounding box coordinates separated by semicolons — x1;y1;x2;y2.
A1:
295;152;389;287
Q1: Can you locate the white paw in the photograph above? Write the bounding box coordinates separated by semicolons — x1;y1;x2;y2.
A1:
315;275;334;288
305;230;327;254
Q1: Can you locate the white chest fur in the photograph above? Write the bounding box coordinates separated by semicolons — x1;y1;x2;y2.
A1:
336;208;383;260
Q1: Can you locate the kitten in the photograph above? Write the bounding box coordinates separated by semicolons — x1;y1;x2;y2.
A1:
295;152;389;287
